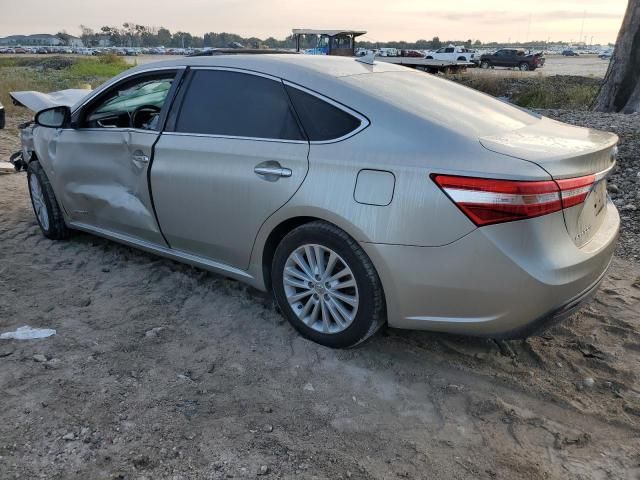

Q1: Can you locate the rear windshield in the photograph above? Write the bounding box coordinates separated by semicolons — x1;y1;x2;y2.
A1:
341;71;538;137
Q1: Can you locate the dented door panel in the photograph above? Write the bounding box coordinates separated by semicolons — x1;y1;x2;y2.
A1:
47;128;165;245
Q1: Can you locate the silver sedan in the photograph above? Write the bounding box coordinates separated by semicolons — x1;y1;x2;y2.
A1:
21;55;619;347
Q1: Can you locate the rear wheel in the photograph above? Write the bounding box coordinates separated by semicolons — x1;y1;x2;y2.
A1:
272;221;385;348
27;161;69;239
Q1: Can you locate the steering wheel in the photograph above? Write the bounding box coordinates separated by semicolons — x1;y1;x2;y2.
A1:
131;104;161;129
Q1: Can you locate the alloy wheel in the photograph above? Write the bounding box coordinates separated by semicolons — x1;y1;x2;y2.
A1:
283;244;359;334
29;174;49;231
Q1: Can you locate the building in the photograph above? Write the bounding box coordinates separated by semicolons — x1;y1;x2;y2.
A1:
0;34;84;47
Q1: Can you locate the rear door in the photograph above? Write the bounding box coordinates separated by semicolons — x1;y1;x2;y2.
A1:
150;68;309;270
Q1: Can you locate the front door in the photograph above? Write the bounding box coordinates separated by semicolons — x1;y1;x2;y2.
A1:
150;68;310;270
48;70;180;245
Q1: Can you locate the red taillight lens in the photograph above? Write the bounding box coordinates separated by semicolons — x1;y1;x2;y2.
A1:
557;175;596;208
432;174;595;226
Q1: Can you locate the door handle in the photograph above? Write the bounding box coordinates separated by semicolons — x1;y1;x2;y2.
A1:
254;166;292;178
131;153;149;165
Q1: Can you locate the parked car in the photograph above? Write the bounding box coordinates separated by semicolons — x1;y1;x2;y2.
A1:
599;49;613;60
562;49;580;56
425;45;475;63
377;48;399;57
401;49;425;58
13;55;618;347
479;48;545;71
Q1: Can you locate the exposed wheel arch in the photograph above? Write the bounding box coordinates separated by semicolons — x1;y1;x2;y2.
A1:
261;216;326;291
260;216;381;296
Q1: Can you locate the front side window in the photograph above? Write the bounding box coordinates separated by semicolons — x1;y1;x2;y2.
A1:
82;72;176;130
174;70;304;141
284;85;362;142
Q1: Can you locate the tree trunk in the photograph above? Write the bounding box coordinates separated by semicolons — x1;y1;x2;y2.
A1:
595;0;640;113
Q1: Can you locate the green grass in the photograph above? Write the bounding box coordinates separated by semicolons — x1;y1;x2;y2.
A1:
0;55;131;120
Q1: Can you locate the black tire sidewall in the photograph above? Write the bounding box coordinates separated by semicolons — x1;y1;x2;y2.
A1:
272;225;381;348
27;161;65;239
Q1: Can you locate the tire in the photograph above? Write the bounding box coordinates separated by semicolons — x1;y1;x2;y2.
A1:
480;60;491;69
271;221;386;348
519;62;530;71
457;56;466;61
27;160;69;240
426;56;433;60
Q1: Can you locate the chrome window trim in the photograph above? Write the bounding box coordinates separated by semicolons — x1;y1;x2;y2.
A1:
189;66;282;82
282;80;370;144
161;131;308;145
60;127;161;134
71;66;186;116
169;66;308;143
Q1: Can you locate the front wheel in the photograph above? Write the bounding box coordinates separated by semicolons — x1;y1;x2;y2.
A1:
519;62;530;71
27;161;69;239
480;60;491;69
272;221;386;348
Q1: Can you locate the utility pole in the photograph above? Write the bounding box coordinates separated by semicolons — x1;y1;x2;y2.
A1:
579;10;586;45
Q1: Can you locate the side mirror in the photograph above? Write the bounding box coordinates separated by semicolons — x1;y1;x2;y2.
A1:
35;106;71;129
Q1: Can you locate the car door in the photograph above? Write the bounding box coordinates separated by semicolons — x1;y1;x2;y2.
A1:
493;49;506;66
150;68;309;270
48;69;182;245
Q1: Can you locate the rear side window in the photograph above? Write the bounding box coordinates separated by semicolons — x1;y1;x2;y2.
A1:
174;70;304;141
285;85;362;142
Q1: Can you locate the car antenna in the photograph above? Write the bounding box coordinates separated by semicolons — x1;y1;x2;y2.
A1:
356;51;376;65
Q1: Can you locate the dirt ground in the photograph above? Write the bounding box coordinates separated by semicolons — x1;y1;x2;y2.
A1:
1;112;640;480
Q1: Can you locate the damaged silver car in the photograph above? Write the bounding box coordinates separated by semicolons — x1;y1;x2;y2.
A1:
12;55;619;348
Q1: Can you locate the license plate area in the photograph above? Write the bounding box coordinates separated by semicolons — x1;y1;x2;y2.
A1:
565;179;608;248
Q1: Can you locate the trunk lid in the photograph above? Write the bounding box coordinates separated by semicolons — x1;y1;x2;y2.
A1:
480;116;618;247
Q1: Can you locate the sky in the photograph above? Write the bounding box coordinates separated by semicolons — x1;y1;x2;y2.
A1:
0;0;629;44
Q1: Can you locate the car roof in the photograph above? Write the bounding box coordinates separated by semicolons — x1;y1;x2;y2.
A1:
126;54;406;82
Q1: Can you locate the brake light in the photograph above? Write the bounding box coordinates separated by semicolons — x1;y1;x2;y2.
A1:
432;174;595;226
557;175;595;208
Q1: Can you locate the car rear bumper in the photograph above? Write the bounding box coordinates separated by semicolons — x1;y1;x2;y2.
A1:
361;200;619;337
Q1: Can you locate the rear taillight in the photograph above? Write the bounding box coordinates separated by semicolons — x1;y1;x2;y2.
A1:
432;174;595;226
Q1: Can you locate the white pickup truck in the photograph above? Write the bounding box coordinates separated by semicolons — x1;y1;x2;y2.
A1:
425;45;476;63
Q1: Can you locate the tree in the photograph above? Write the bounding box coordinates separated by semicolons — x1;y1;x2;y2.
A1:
56;31;72;46
79;25;97;46
595;0;640;113
157;27;172;47
431;36;442;49
473;39;482;46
